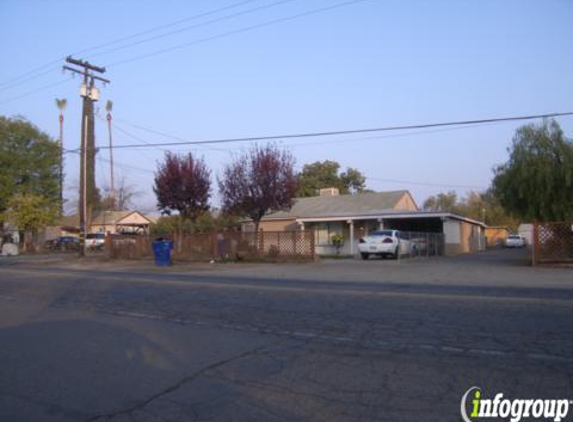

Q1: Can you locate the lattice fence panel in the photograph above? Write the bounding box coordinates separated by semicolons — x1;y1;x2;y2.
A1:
536;222;573;264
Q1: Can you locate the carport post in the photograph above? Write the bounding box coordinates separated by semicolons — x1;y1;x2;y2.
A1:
347;220;354;256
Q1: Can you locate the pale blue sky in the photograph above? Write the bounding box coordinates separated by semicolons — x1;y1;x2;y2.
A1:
1;0;572;213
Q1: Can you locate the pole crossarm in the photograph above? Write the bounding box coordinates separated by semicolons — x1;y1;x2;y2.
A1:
63;66;111;85
65;56;106;73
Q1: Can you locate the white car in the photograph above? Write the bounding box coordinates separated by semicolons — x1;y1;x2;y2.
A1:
86;233;106;250
358;230;414;260
505;234;526;248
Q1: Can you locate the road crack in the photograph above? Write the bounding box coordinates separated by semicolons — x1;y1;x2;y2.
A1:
84;341;277;422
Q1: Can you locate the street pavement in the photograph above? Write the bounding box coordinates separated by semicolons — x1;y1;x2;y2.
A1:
0;249;572;421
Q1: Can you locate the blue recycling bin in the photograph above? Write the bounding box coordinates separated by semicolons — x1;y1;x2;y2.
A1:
152;239;173;266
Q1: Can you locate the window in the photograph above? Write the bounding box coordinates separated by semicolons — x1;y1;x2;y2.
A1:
369;230;394;237
314;222;344;246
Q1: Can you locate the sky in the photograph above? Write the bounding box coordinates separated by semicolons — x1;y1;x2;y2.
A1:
1;0;572;214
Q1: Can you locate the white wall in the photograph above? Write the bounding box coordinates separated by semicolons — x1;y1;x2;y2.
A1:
443;220;461;244
518;224;533;245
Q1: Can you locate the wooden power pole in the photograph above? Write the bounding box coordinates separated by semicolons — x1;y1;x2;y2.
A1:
63;57;110;256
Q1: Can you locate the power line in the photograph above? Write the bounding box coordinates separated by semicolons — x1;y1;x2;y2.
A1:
0;77;73;106
96;153;156;175
0;0;260;89
0;59;62;89
107;0;369;67
0;67;61;93
284;121;511;149
74;111;573;151
87;0;298;61
1;0;368;102
111;117;228;153
367;177;486;190
95;113;168;153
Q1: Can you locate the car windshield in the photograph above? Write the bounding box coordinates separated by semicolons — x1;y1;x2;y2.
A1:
508;235;520;239
369;230;394;237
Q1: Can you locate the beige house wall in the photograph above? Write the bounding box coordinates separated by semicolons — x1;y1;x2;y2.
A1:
91;212;152;234
444;220;485;255
251;219;299;232
91;223;115;234
120;213;151;225
394;193;418;211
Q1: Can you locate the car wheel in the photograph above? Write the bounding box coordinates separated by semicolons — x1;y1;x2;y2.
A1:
361;253;369;260
393;247;399;259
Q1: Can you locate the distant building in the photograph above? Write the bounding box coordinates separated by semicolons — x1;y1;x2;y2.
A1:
485;226;510;248
46;210;155;239
518;223;533;245
90;210;154;235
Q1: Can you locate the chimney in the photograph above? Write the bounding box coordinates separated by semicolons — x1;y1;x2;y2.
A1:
319;187;340;197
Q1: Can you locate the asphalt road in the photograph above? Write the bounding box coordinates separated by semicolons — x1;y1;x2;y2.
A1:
0;249;572;421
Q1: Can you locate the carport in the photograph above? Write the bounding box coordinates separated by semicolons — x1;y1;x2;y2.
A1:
296;211;486;256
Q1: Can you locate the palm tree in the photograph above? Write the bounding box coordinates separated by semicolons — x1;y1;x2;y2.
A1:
55;98;67;215
105;100;115;209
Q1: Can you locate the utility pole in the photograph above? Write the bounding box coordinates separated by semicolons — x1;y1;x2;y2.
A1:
105;100;115;209
63;57;110;256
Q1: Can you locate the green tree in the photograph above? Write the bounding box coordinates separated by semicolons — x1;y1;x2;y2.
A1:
422;191;459;212
150;212;239;236
2;193;58;251
493;119;573;222
0;116;60;214
296;160;367;197
457;190;519;229
422;190;518;228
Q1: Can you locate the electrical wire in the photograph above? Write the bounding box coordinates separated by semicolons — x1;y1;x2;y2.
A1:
0;77;73;106
0;0;261;89
1;0;368;102
67;111;573;151
98;154;156;175
107;0;369;67
366;177;486;190
111;117;228;153
284;121;511;149
0;67;62;94
86;0;298;61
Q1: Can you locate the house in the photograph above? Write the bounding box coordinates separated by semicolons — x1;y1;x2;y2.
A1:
46;210;155;240
485;226;510;248
90;210;154;235
245;189;486;256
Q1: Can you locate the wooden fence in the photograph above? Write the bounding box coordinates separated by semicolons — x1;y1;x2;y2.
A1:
106;231;315;262
533;222;573;265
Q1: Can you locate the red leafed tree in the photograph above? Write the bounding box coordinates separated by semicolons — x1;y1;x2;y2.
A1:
154;152;211;220
219;144;297;232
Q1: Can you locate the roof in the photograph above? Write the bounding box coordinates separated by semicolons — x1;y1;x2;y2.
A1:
91;211;132;225
58;214;79;229
91;210;152;225
264;190;413;220
296;211;487;228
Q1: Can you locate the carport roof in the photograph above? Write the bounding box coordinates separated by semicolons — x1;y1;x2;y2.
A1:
295;211;486;228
